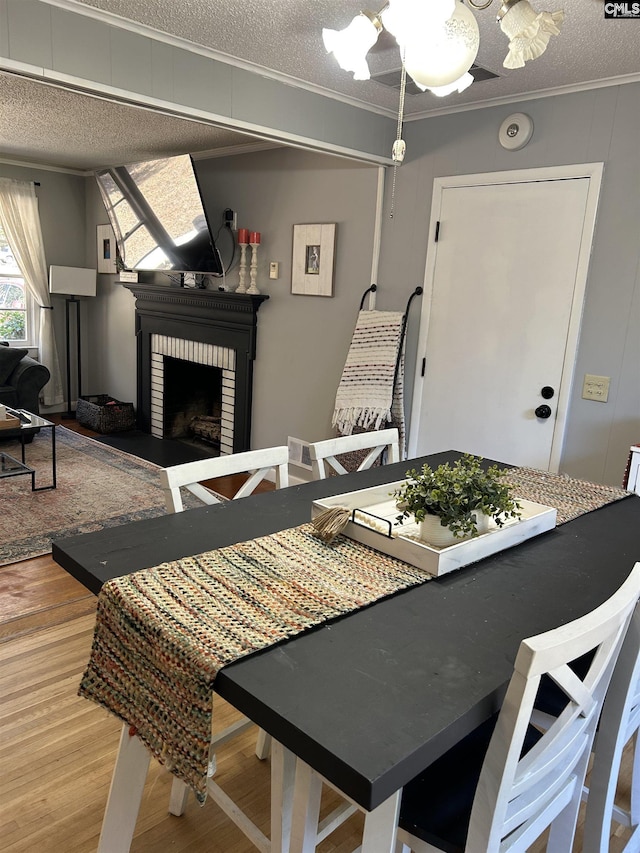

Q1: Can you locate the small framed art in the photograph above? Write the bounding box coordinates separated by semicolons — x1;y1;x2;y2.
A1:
291;223;336;296
97;223;117;273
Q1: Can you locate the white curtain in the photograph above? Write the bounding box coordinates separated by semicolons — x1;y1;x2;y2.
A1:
0;178;63;406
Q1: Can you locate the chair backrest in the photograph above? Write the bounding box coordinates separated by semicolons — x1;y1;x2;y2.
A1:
159;446;289;513
308;428;400;480
581;605;640;853
466;562;640;853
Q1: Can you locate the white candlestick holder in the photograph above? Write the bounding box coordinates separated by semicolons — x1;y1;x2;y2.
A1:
235;243;248;293
247;242;261;294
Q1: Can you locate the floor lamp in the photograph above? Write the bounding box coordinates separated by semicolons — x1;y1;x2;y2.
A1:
49;265;97;419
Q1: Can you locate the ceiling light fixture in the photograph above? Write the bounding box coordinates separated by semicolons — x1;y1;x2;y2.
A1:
323;0;563;170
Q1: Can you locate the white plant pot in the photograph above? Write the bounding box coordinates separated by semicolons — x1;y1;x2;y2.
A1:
474;511;491;536
418;510;490;548
418;515;460;548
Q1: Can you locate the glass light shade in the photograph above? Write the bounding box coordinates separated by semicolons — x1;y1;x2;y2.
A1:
322;14;381;80
500;0;564;69
382;0;454;46
403;1;480;89
425;70;474;97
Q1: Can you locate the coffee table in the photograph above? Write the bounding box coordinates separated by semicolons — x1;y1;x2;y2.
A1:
0;408;56;490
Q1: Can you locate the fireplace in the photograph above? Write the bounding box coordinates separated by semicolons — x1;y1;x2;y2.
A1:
124;284;268;454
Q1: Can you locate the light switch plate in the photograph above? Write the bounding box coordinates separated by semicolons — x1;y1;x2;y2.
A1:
269;261;279;280
582;374;610;402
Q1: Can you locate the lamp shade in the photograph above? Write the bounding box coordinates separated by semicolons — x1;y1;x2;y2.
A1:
49;265;97;297
403;0;479;89
382;0;455;46
427;70;475;97
500;0;564;69
322;13;381;80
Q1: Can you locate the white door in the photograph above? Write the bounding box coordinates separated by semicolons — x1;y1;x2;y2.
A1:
409;165;603;471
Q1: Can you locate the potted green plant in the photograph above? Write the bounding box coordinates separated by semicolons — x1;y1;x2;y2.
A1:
394;453;521;547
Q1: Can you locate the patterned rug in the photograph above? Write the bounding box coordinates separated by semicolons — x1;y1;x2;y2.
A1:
0;427;174;565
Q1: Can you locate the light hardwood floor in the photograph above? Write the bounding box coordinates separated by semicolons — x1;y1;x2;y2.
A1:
0;555;366;853
0;420;635;851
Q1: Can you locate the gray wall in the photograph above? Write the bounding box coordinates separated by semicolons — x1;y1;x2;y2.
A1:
84;178;137;405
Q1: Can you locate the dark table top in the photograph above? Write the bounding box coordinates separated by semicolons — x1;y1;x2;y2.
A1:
52;453;640;811
52;451;458;594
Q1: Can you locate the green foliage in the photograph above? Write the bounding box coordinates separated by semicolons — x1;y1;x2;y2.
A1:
394;453;521;538
0;310;26;340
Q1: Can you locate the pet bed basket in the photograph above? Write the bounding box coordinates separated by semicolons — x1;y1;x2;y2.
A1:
76;395;135;434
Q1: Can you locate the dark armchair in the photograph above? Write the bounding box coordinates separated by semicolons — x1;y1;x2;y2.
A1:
0;343;51;415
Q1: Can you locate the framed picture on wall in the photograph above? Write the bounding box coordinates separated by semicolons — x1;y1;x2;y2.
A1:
96;223;117;273
291;223;336;296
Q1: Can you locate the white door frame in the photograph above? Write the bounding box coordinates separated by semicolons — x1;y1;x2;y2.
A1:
408;162;604;472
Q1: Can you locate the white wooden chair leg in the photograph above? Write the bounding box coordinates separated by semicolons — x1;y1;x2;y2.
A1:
270;740;297;853
288;759;324;853
168;777;190;816
97;723;151;853
255;728;272;760
360;791;401;853
629;731;640;826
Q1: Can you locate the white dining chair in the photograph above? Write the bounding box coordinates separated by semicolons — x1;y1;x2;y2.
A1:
580;606;640;853
308;427;400;480
287;564;640;853
159;444;289;512
159;446;289;836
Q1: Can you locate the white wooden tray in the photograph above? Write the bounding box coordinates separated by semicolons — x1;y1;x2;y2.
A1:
312;481;557;577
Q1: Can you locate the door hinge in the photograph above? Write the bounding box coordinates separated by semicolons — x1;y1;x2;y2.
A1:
435;221;441;242
421;357;426;377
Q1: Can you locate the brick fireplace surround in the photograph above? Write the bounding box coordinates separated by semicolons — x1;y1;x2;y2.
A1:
124;284;268;454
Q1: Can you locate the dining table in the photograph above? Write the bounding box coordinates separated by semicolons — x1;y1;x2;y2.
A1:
52;450;640;853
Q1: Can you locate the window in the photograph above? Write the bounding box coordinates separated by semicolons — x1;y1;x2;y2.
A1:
0;224;30;343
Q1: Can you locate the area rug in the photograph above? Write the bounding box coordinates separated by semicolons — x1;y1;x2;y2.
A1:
0;427;176;565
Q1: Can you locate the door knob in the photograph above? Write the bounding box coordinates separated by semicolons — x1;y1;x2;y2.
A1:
535;404;552;419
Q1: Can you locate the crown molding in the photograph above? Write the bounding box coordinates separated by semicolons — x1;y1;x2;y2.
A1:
404;73;640;121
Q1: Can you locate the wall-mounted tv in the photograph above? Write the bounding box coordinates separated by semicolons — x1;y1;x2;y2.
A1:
95;154;223;276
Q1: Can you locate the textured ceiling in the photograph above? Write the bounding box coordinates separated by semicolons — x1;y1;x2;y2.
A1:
0;72;259;171
1;0;639;172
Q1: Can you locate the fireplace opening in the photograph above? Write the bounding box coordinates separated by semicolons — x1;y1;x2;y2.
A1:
163;357;223;451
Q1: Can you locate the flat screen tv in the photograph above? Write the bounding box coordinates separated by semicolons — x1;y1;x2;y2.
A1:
95;154;223;276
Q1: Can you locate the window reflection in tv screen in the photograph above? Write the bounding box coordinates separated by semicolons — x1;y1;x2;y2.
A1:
96;154;223;275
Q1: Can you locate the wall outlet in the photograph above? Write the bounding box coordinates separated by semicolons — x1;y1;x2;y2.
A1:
223;208;237;231
582;374;610;402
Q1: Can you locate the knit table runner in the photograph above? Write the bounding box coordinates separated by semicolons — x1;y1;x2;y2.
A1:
79;524;432;802
78;468;631;802
505;466;629;525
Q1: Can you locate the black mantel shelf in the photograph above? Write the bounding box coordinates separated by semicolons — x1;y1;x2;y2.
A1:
123;283;269;328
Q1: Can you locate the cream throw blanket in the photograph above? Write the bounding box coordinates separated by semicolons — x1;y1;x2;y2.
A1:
332;310;405;452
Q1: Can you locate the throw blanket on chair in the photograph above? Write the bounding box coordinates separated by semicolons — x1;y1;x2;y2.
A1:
332;310;406;454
